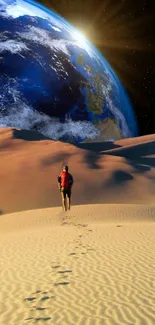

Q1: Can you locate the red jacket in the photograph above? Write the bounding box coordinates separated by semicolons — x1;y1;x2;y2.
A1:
58;171;73;189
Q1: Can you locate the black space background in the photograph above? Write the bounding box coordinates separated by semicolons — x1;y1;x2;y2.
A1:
38;0;155;136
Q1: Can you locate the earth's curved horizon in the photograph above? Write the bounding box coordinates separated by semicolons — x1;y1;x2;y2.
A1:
0;0;138;143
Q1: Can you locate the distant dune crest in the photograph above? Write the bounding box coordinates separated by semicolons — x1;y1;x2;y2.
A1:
1;127;155;214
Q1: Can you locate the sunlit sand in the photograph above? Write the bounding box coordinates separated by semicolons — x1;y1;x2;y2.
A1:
0;128;155;324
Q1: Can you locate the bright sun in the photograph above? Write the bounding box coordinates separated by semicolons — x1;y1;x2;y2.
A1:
73;29;88;45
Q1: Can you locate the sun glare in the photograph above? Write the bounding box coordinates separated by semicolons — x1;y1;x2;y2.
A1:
73;29;88;46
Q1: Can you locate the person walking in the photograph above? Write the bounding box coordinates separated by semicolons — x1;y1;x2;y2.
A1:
57;165;74;211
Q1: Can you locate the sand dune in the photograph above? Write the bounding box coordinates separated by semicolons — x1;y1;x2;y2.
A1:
0;204;155;233
0;128;155;324
0;204;154;324
1;128;155;214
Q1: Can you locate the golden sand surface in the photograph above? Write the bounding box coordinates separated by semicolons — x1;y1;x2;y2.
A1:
0;204;154;325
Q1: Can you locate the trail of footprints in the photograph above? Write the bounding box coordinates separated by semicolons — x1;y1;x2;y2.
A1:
24;291;55;322
24;215;94;322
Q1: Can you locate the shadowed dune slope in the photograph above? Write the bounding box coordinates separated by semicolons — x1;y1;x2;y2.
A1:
1;128;155;213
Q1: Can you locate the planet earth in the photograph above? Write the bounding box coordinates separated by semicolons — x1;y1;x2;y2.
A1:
0;0;138;143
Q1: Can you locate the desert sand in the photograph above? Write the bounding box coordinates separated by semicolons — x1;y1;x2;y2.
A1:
0;204;154;325
0;128;155;324
1;128;155;214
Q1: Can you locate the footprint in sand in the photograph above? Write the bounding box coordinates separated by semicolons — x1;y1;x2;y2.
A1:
77;224;88;228
54;281;70;286
24;297;36;302
40;296;50;301
31;307;47;311
35;317;51;321
58;270;72;274
24;293;55;322
25;317;51;321
52;265;61;269
61;221;69;226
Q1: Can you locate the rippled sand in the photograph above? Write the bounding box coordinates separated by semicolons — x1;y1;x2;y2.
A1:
0;204;154;325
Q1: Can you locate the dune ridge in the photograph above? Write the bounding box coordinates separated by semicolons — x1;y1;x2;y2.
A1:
0;204;155;233
1;128;155;214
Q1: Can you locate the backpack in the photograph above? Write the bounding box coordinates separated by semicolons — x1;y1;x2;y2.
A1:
60;171;70;189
